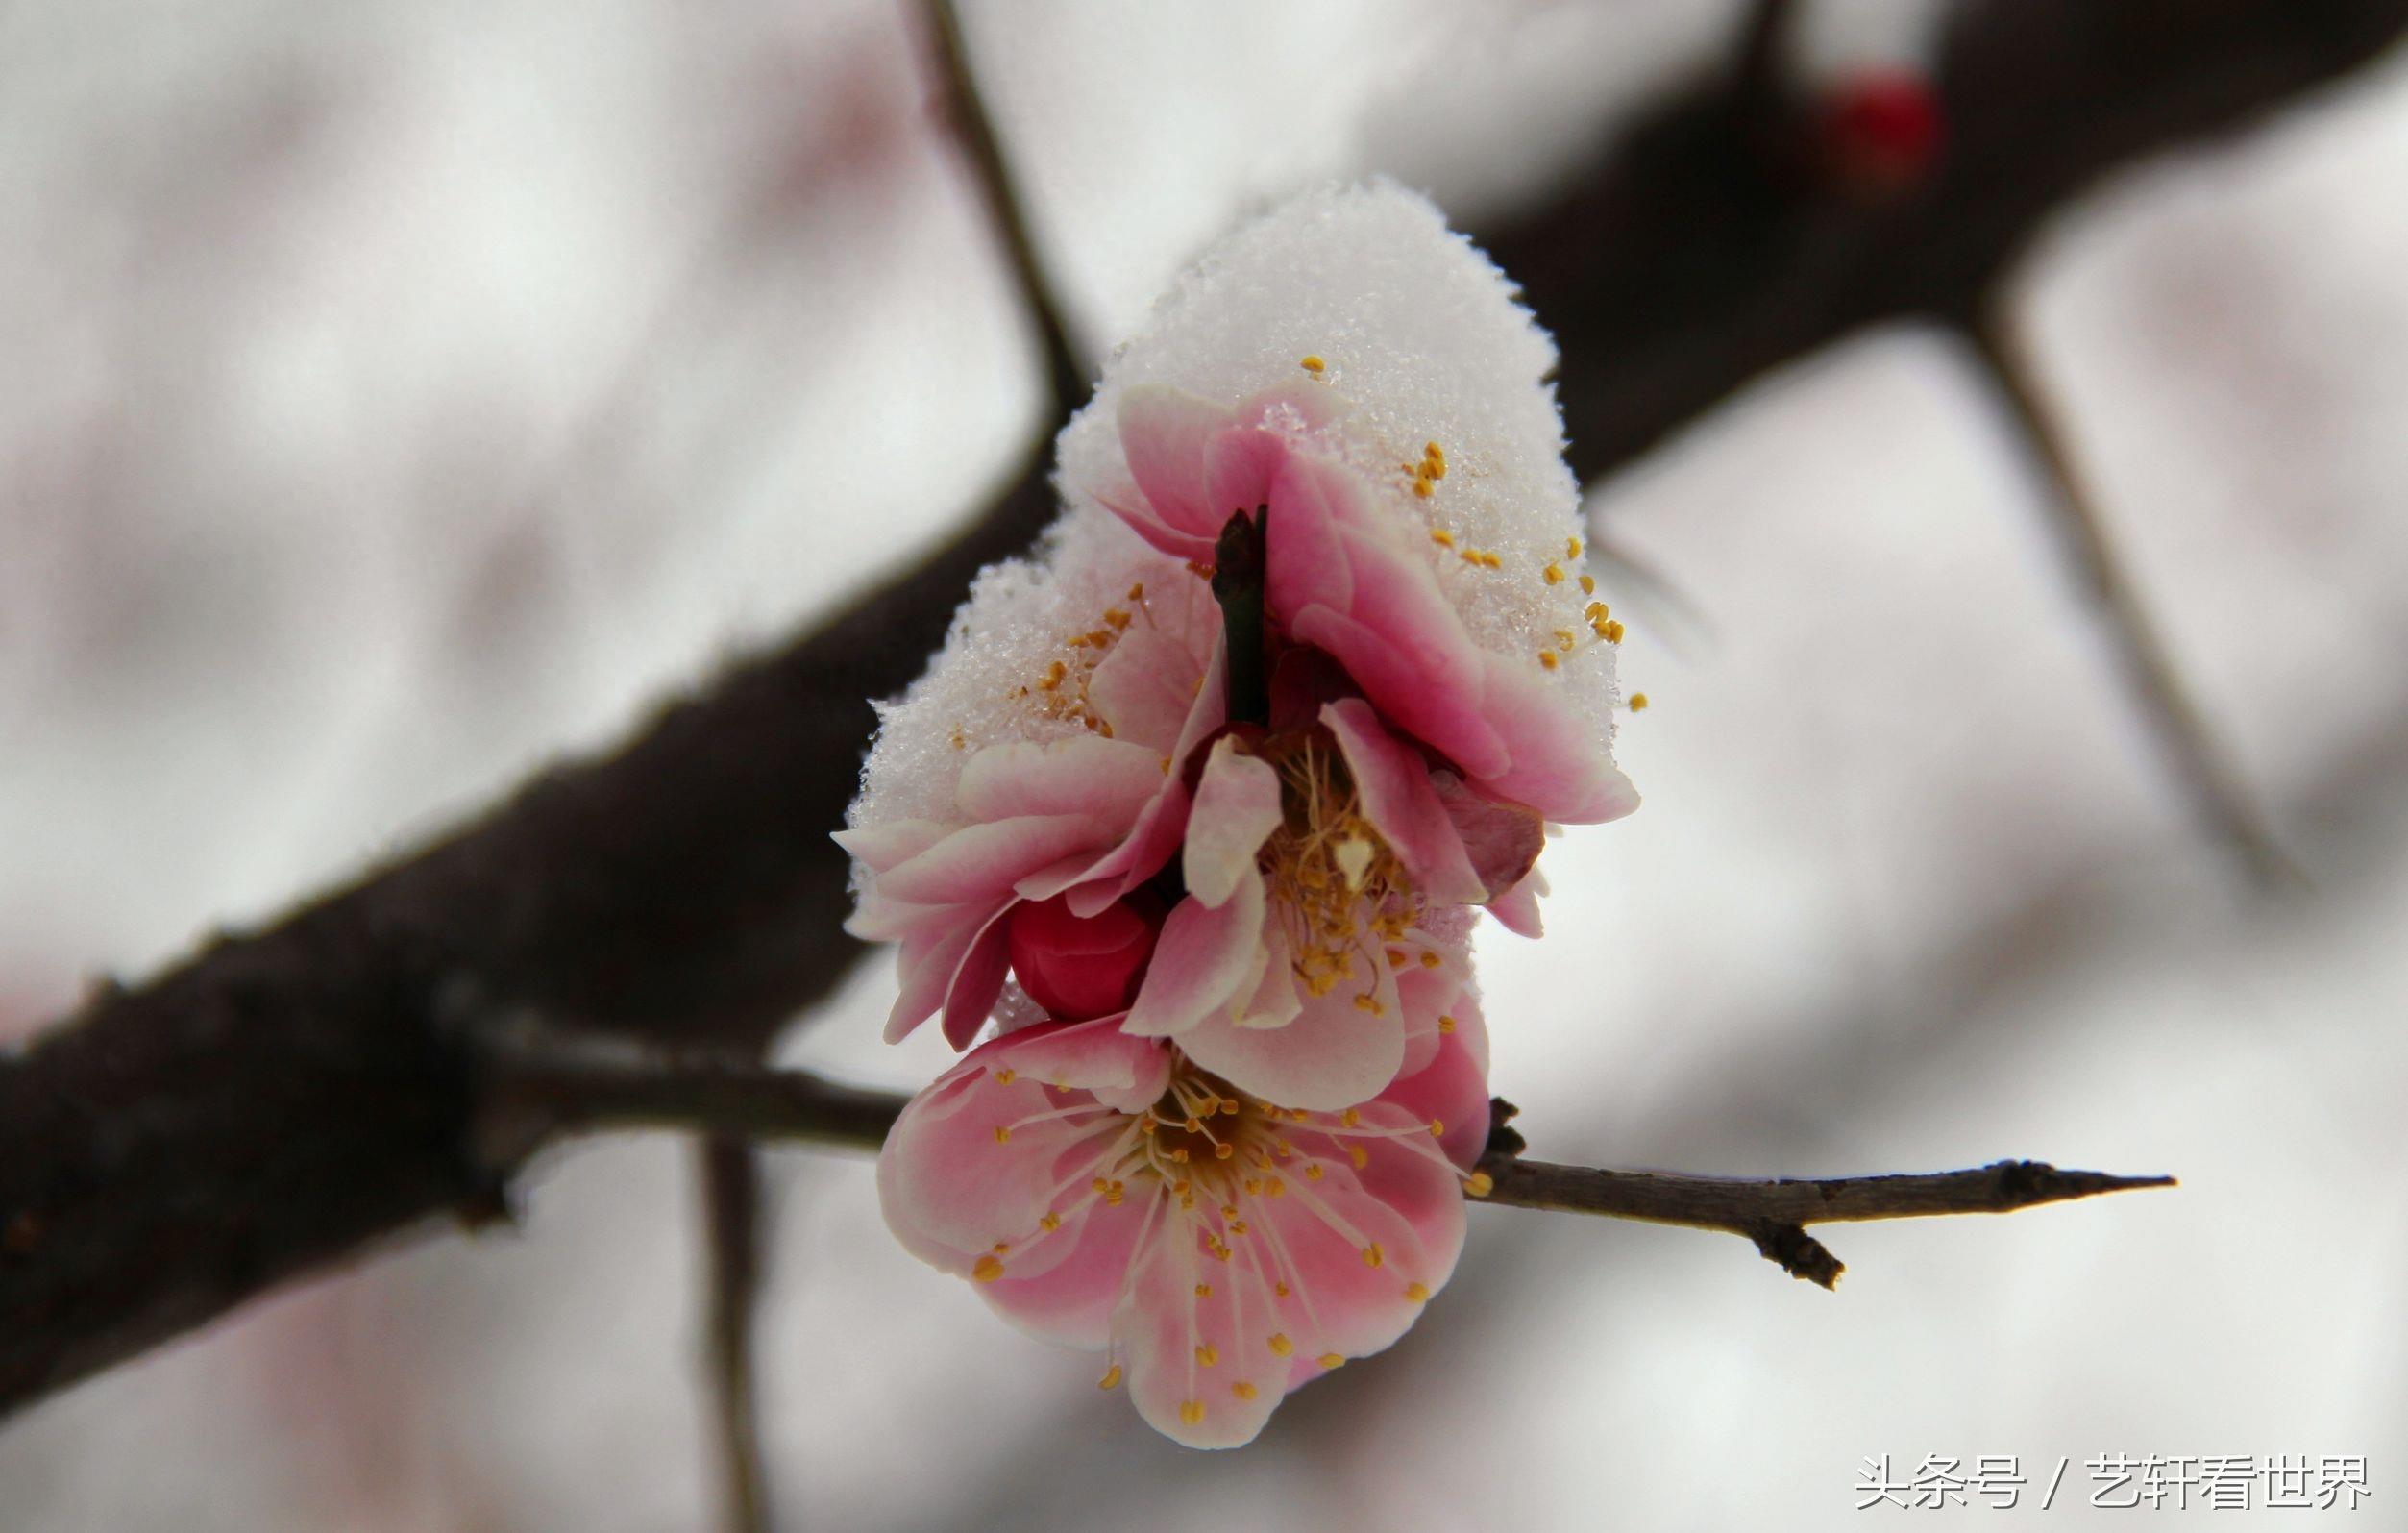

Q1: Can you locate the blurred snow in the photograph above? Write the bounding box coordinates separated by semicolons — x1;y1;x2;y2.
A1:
3;2;2404;1528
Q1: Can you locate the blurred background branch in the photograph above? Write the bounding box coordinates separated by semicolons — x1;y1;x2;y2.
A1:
1;0;2400;1460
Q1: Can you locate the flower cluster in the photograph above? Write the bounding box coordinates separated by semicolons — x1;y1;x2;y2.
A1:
840;183;1636;1446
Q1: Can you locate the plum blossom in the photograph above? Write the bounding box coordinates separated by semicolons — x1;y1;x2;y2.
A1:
837;544;1225;1046
877;964;1493;1448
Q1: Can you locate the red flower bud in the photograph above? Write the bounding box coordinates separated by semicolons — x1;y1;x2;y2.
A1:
1823;70;1944;197
1006;890;1167;1022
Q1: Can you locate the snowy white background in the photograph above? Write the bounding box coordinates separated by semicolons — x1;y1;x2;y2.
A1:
4;0;2405;1527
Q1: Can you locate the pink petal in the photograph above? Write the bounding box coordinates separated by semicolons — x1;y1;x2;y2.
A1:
983;1014;1173;1114
1116;385;1237;557
955;737;1167;825
1177;958;1406;1111
1183;737;1284;907
1468;655;1641;825
940;915;1015;1049
980;1195;1152;1349
1432;771;1546;897
1487;865;1546;938
1321;699;1487;904
1117;1209;1288;1448
876;814;1111;905
1122;868;1267;1038
1377;998;1493;1172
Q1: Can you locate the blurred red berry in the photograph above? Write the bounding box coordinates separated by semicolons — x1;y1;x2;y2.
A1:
1824;70;1944;194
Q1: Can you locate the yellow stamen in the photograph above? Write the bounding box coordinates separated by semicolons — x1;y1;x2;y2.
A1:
1362;1244;1385;1269
1630;691;1651;711
1299;354;1325;375
1180;1399;1206;1426
1195;1344;1218;1368
1317;1353;1345;1370
1232;1381;1259;1400
1268;1333;1293;1357
1406;1282;1431;1302
1464;1171;1494;1198
972;1255;1004;1283
1098;1365;1122;1390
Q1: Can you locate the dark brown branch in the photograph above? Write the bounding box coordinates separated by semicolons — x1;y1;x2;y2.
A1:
483;1045;2167;1295
1471;1153;2174;1290
1967;316;2298;888
0;0;2392;1421
698;1138;772;1533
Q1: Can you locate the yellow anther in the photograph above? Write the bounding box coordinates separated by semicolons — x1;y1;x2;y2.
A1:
1362;1243;1385;1269
1341;1108;1361;1127
1098;1364;1122;1390
1424;441;1445;469
1220;1099;1241;1117
1194;1283;1213;1298
1229;1221;1248;1236
1305;1164;1325;1181
1274;1281;1290;1298
1268;1333;1293;1357
1464;1171;1494;1198
993;1241;1011;1254
1185;1116;1203;1133
1566;536;1583;558
994;1068;1016;1085
1579;573;1597;595
992;1125;1011;1144
1348;1146;1369;1169
972;1255;1004;1283
1317;1353;1345;1370
1630;692;1651;712
1213;1143;1235;1160
1430;528;1455;548
1040;1212;1061;1231
1585;601;1609;622
1437;1014;1456;1034
1352;994;1384;1015
1406;1282;1431;1303
1169;1148;1190;1163
1538;650;1560;671
1195;1344;1218;1368
1419;950;1442;969
1300;354;1326;375
1221;1202;1240;1220
1093;1177;1113;1195
1555;629;1578;651
1180;1399;1206;1426
1603;619;1626;643
1543;563;1564;585
1265;1177;1286;1199
1232;1381;1259;1400
1412;476;1435;499
1428;1120;1445;1138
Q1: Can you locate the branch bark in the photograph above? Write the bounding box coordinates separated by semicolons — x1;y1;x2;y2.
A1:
480;1039;2170;1295
0;0;2389;1421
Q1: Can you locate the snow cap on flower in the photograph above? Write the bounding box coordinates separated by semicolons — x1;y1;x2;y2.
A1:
839;521;1225;1045
1057;179;1636;825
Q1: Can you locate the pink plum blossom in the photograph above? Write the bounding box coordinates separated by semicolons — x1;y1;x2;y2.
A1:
877;978;1493;1449
837;562;1225;1047
1104;381;1634;829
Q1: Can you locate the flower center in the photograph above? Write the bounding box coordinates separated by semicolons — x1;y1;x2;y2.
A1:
1254;729;1418;1001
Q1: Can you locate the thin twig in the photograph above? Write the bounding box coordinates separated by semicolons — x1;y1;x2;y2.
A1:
1472;1153;2173;1289
920;0;1086;411
484;1037;2171;1293
1968;315;2298;891
699;1137;773;1533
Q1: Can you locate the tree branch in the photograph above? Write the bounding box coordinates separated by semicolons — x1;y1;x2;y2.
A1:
0;0;2386;1421
476;1038;2169;1296
1966;315;2298;888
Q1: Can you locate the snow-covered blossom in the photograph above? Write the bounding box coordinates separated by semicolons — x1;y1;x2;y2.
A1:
877;971;1492;1448
844;178;1642;1449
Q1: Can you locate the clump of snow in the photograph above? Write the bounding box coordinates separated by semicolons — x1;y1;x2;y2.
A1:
1058;179;1625;752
